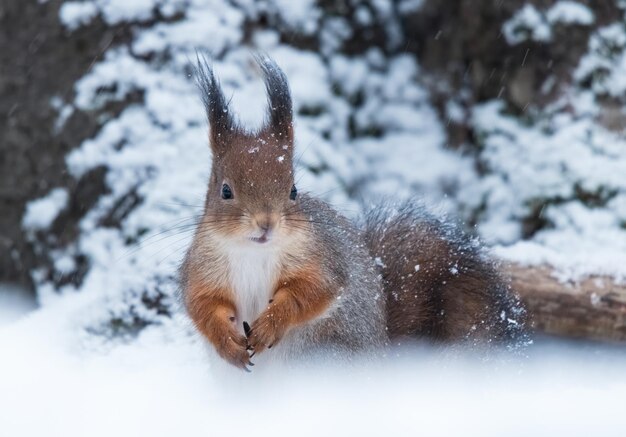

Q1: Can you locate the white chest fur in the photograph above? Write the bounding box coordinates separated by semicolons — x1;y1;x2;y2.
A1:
225;244;282;324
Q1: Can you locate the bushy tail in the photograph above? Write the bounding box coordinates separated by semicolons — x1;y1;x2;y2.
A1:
361;201;527;345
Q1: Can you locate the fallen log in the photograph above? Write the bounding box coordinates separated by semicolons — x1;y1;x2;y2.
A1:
506;264;626;342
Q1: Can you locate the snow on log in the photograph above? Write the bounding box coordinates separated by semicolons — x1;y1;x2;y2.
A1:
507;264;626;342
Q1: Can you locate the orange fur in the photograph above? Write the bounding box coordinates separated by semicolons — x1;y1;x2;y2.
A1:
185;277;252;369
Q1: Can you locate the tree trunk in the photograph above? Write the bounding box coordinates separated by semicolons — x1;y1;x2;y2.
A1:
506;264;626;342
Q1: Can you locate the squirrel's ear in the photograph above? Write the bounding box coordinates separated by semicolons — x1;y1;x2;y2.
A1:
194;54;235;155
257;54;293;146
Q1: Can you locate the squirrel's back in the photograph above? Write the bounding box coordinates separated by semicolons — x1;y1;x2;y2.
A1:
362;201;527;344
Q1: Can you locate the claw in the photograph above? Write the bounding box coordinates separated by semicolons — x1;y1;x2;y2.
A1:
243;321;252;337
267;344;273;349
249;351;256;358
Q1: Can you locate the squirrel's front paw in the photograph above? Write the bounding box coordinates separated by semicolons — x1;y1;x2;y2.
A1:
246;312;286;355
215;327;254;371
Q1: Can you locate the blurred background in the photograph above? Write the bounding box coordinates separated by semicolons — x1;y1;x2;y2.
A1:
2;0;625;339
1;1;626;433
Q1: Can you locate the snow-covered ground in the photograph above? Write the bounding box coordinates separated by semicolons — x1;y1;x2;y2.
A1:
1;304;626;436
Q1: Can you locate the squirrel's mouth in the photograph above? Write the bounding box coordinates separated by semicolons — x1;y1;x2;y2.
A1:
249;235;269;244
249;231;271;244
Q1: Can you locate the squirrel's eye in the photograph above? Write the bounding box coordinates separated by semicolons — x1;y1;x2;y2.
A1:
290;185;297;201
221;184;233;200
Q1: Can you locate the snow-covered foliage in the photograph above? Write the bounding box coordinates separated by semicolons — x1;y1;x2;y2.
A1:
470;100;626;280
475;7;626;280
502;4;553;45
60;0;177;26
575;22;626;98
22;188;69;231
502;1;594;45
546;1;595;26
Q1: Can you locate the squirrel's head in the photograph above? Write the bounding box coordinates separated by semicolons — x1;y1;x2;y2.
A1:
196;55;303;246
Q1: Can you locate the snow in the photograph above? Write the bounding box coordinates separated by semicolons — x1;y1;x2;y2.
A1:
472;14;626;281
132;4;244;56
97;0;158;24
546;1;595;26
22;187;69;231
59;0;166;28
503;2;595;46
502;5;552;45
575;23;626;98
271;0;319;34
58;2;99;31
397;0;425;14
469;100;626;278
2;306;626;436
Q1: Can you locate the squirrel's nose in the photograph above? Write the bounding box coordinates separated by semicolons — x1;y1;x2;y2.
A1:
254;214;276;234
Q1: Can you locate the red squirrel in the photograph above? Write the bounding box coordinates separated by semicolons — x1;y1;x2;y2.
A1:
180;55;526;371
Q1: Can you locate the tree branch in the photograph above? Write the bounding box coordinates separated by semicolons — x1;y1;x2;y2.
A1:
506;264;626;342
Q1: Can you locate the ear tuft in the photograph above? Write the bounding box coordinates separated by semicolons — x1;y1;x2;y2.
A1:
256;54;293;140
194;53;235;149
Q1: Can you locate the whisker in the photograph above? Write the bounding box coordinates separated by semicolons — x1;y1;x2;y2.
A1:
116;214;246;262
283;218;346;231
156;200;206;209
